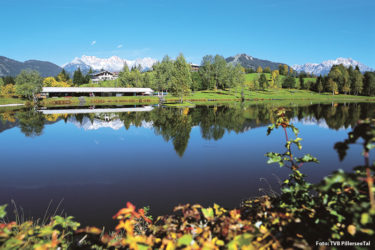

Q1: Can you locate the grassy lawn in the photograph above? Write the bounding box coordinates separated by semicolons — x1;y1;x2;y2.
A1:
0;97;26;105
187;88;375;102
245;73;316;86
39;88;375;108
242;88;375;101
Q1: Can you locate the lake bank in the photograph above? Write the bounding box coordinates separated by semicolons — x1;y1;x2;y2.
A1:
40;89;375;106
2;88;375;109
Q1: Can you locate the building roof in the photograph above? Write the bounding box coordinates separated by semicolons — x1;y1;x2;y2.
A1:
90;71;114;76
41;87;154;94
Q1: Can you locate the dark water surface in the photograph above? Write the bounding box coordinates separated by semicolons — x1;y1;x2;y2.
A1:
0;103;374;227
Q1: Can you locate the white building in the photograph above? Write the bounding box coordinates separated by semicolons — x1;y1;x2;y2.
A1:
91;71;118;83
40;87;154;97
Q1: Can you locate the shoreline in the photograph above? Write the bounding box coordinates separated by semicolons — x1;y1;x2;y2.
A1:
2;88;375;109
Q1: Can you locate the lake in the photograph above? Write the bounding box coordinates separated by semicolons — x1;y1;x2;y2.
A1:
0;102;373;228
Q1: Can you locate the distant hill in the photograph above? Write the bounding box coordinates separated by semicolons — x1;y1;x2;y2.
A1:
0;56;62;77
292;58;374;75
226;54;287;70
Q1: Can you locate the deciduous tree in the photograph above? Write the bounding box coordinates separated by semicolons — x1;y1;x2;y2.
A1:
15;70;43;100
154;56;174;95
271;70;281;88
199;55;215;90
43;77;71;87
328;65;349;94
351;69;363;95
0;84;16;97
170;53;191;101
279;64;288;76
199;55;244;90
191;71;202;91
289;67;294;76
363;72;375;96
142;72;154;89
326;78;338;95
259;73;267;90
118;63;131;87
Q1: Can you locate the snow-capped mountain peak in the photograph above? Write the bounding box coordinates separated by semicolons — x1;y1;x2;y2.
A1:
292;58;373;75
63;55;158;74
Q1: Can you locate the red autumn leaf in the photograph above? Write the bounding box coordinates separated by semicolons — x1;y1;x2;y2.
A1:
51;230;59;248
113;202;138;219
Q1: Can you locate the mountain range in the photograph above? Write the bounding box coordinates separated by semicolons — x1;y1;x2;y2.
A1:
0;54;373;78
62;55;158;75
0;56;62;77
226;53;286;70
292;58;373;75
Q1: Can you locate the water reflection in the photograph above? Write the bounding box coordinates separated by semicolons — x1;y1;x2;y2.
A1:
1;103;375;156
1;102;375;227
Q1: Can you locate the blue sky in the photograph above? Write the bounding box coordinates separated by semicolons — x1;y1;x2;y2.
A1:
1;0;374;67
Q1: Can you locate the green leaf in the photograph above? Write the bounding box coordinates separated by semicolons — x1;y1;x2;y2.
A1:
177;234;193;247
3;238;24;248
329;210;345;222
265;152;284;167
38;225;54;237
227;233;254;249
285;138;302;150
137;244;150;250
53;216;80;230
290;124;299;136
293;138;303;150
0;204;7;219
361;213;370;225
202;207;214;220
296;154;319;163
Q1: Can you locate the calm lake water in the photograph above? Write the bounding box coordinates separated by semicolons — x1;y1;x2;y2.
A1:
0;102;374;227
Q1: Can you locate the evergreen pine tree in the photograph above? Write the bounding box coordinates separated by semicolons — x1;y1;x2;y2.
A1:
73;68;84;85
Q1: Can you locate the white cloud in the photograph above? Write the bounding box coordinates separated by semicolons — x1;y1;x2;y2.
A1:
117;44;123;49
91;40;96;46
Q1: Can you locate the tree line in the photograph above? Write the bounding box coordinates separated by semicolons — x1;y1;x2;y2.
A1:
0;69;75;100
1;54;375;99
246;64;375;96
309;65;375;96
116;53;246;98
